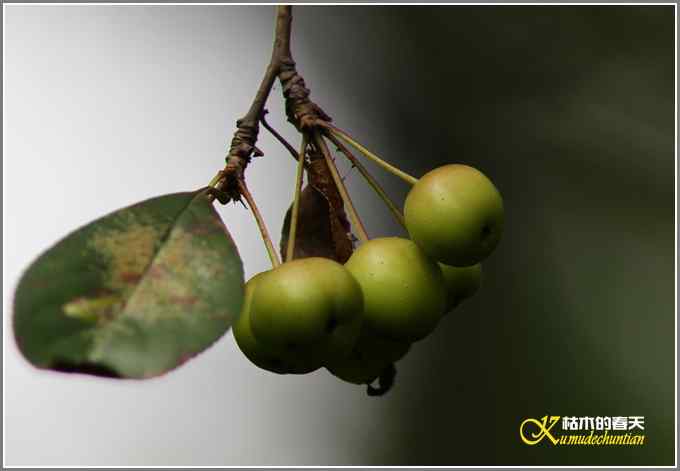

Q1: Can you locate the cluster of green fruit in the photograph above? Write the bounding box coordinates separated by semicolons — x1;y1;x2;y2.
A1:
233;164;503;386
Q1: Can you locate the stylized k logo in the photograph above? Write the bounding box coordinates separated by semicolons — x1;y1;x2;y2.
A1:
520;415;560;445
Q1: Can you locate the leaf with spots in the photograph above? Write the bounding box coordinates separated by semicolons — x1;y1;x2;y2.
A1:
13;189;244;379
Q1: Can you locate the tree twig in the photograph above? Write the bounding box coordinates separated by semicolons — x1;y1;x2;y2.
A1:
209;6;294;203
261;110;303;163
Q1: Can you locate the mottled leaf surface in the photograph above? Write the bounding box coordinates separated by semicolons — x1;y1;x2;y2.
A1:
13;189;244;379
280;157;354;263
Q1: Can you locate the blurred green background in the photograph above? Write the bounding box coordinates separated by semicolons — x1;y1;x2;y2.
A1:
297;5;675;465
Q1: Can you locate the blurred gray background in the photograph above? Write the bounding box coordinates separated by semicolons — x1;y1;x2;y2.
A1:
3;5;675;466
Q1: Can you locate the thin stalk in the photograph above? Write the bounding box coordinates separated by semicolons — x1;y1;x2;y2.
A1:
206;171;227;203
325;131;405;229
235;6;292;132
207;171;223;189
318;121;419;186
314;131;369;242
208;170;224;199
261;111;302;163
286;135;308;261
238;180;281;268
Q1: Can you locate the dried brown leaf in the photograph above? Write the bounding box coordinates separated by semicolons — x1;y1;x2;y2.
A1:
280;156;353;263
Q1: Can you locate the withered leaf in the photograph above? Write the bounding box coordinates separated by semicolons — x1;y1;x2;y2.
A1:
280;157;354;263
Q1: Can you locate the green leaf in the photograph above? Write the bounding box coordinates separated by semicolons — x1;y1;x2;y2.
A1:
13;189;244;379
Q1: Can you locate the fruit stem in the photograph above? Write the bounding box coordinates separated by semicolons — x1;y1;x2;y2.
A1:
318;121;419;186
314;131;370;243
367;363;396;397
286;134;308;262
324;130;406;229
238;180;281;268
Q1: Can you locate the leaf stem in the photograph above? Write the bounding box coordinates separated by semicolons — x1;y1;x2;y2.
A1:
318;122;419;186
238;180;281;268
314;131;369;243
324;130;405;229
285;135;308;262
207;171;223;189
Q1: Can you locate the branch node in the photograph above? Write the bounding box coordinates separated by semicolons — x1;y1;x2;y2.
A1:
279;58;332;131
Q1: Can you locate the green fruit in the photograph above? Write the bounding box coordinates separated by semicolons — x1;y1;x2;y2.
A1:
439;263;482;312
326;352;387;385
326;326;411;385
345;237;446;341
232;274;288;374
249;257;363;370
404;164;504;266
356;325;411;363
278;342;330;374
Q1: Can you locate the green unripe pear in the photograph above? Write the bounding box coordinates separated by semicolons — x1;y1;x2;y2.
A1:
404;164;504;266
326;352;387;385
439;263;482;312
232;274;288;374
356;325;411;363
345;237;446;341
326;325;411;385
250;257;364;368
234;274;322;374
279;342;332;374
